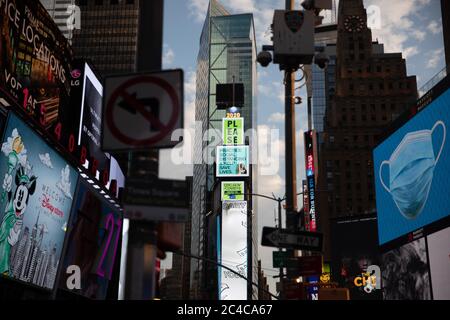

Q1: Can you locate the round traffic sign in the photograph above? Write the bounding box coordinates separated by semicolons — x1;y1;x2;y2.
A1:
106;76;180;146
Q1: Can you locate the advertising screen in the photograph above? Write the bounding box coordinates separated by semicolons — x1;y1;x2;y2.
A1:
220;201;247;300
374;87;450;245
216;146;249;177
427;227;450;300
77;63;109;170
222;118;244;145
330;217;382;300
381;238;431;300
0;112;78;290
221;181;244;201
59;179;122;299
0;0;72;129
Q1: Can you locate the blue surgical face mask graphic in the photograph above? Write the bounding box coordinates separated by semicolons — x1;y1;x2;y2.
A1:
379;121;446;219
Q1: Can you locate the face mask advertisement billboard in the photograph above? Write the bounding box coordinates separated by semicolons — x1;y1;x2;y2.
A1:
0;113;77;290
59;179;122;299
220;201;247;300
216;146;249;178
374;88;450;245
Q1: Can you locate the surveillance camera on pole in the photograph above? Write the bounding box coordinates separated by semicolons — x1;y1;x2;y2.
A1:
314;51;330;69
271;10;315;70
257;51;273;68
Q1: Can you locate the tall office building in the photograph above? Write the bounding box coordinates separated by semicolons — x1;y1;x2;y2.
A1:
317;0;418;260
40;0;76;42
70;0;162;77
192;0;258;299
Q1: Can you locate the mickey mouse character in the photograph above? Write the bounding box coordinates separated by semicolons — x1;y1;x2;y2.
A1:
0;166;37;275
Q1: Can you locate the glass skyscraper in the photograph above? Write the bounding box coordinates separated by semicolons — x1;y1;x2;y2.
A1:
192;0;258;299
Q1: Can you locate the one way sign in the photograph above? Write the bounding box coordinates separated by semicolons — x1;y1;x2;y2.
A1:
102;69;184;152
261;227;323;252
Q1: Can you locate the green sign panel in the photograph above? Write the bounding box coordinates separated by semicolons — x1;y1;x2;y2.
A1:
223;118;244;145
273;251;290;268
216;146;249;177
221;181;245;201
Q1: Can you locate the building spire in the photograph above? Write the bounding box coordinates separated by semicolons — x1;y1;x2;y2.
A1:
338;0;366;16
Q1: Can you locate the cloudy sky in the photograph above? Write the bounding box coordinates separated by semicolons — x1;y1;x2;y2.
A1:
158;0;445;294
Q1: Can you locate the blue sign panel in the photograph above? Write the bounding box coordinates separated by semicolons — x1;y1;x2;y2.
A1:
374;88;450;245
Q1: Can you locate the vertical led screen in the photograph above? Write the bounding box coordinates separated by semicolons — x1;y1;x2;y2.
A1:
330;217;382;300
59;179;122;299
374;88;450;245
381;237;431;300
304;131;317;231
220;200;247;300
0;112;77;290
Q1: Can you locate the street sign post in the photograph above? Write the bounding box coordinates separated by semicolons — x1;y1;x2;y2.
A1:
272;251;290;268
102;69;184;152
123;176;189;222
261;227;323;252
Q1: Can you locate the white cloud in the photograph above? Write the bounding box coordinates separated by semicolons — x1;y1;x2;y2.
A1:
39;153;53;169
268;112;284;123
428;20;443;35
363;0;436;58
403;46;419;59
56;165;73;199
163;44;175;67
412;30;426;41
427;48;445;69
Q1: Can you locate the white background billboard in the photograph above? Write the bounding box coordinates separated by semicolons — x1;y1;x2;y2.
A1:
427;227;450;300
220;201;247;300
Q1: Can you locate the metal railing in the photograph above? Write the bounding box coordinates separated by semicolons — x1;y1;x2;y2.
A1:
418;65;449;98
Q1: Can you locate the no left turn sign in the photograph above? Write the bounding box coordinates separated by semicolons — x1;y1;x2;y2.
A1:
101;69;184;152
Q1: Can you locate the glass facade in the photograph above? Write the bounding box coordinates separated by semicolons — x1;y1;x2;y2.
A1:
192;0;258;299
72;0;140;75
312;54;336;132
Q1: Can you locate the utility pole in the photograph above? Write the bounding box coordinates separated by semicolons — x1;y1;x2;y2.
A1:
122;0;164;300
284;0;298;231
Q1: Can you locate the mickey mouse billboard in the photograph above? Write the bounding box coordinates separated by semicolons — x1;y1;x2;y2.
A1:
0;112;77;290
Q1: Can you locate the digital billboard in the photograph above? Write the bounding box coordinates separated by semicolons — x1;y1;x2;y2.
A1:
59;179;122;299
427;227;450;300
219;201;247;300
216;146;249;177
0;0;72;129
374;87;450;245
221;181;244;201
0;112;78;290
381;238;431;300
330;217;382;300
304;131;318;231
222;118;244;145
75;62;110;171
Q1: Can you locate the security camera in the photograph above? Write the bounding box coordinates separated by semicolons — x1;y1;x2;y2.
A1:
314;52;329;69
257;51;273;67
302;0;332;10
